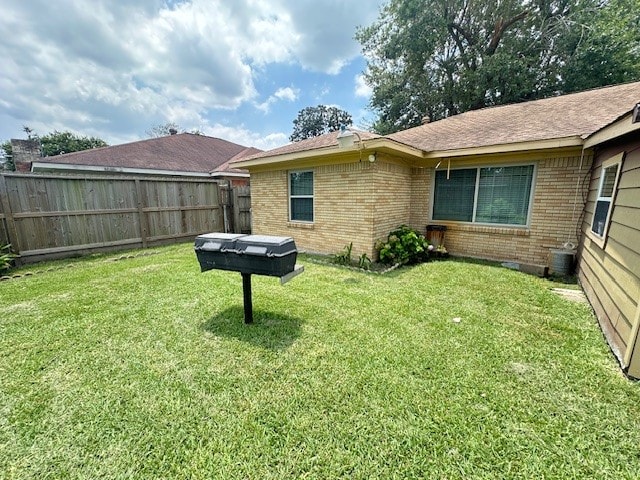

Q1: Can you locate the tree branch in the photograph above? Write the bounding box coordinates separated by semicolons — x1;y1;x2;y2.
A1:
486;11;529;55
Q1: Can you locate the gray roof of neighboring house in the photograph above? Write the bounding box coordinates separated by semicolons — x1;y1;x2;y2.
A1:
389;81;640;152
34;133;257;175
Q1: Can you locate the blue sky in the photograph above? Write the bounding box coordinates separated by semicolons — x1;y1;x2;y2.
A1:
1;0;384;151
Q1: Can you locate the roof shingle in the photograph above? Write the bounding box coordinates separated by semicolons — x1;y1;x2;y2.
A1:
389;81;640;152
243;130;383;160
36;133;257;174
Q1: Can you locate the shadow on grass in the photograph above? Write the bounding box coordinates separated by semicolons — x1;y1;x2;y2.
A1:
200;305;303;350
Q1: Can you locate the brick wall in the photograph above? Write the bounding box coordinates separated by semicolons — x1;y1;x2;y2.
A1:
409;167;431;233
438;154;593;267
250;161;377;257
249;151;591;268
10;139;41;172
371;160;413;249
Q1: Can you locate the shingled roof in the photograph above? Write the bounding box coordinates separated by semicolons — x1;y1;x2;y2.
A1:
242;129;384;161
389;81;640;153
34;133;257;175
234;82;640;168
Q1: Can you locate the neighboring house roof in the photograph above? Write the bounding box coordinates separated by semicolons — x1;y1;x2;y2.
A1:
211;147;263;178
233;81;640;168
32;133;256;177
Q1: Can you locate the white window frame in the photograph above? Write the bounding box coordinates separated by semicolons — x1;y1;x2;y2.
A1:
288;169;314;223
430;162;537;227
589;152;624;246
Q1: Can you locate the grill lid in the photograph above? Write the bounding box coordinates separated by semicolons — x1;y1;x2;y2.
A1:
233;235;296;257
194;233;246;252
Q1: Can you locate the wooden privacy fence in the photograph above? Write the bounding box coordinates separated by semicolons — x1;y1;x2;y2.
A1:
0;173;250;264
220;185;252;234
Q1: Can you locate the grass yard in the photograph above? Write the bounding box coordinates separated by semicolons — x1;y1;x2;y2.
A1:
1;243;639;479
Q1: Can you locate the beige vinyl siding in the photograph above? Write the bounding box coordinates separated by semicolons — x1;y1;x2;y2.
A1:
578;137;640;375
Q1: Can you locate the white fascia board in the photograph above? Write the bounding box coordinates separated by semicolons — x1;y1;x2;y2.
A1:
210;171;250;178
424;136;585;158
31;162;210;177
584;113;640;148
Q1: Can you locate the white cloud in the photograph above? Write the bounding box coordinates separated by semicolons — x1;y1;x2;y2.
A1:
255;86;300;113
203;123;289;151
355;74;373;98
282;0;383;73
274;87;298;102
0;0;383;147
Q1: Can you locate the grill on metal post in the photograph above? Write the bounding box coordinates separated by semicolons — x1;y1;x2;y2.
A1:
194;233;304;323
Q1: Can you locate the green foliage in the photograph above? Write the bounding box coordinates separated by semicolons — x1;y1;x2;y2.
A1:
0;244;18;274
333;242;353;266
2;244;640;477
376;225;430;265
358;253;372;270
357;0;640;134
290;105;353;142
2;244;639;478
39;130;107;156
1;141;14;171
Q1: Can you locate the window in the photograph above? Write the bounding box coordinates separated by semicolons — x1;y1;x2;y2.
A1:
432;164;534;226
289;170;313;222
590;153;624;239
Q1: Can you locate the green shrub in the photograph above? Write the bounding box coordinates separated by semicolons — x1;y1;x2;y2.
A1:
1;244;18;275
334;242;353;266
358;253;372;270
375;225;430;265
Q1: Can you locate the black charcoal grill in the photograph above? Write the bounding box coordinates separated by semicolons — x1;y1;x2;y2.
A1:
194;233;303;323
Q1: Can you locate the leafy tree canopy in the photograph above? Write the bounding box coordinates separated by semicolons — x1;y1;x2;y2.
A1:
40;130;107;156
1;127;107;169
357;0;640;134
290;105;353;142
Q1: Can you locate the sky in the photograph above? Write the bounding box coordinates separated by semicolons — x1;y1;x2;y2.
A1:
0;0;385;152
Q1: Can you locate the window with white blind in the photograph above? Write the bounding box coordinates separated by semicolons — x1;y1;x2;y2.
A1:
590;153;623;240
289;170;314;222
432;164;535;226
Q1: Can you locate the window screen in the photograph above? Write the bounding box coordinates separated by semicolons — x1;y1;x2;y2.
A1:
591;163;620;237
432;169;476;222
290;171;313;222
432;164;534;226
476;165;534;225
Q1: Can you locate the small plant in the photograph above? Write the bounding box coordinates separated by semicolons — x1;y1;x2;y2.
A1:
0;244;18;275
358;253;372;270
375;225;430;265
334;242;353;266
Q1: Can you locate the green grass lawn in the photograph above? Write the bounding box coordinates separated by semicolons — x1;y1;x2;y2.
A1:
1;243;639;479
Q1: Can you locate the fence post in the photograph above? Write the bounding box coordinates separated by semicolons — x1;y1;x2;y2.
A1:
134;179;149;248
232;187;242;234
0;174;21;254
220;184;234;234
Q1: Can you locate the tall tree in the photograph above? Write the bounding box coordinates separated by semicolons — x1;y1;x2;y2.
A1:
290;105;353;142
0;141;14;171
357;0;640;134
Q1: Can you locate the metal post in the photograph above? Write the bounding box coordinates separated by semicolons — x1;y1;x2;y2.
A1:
241;272;253;324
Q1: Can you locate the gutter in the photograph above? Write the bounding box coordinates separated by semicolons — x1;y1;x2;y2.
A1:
31;162;211;177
